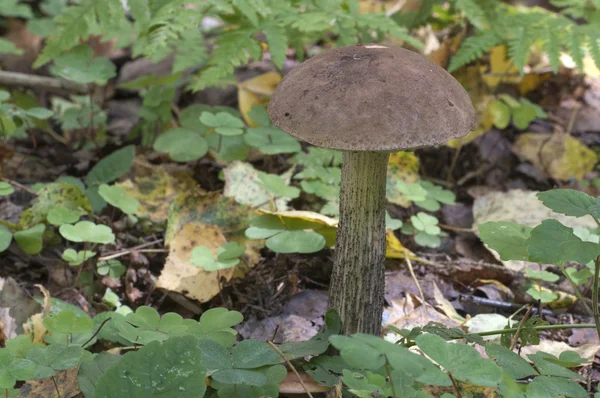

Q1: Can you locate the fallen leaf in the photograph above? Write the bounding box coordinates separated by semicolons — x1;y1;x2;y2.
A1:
238;72;281;127
279;371;330;394
156;223;234;302
432;282;465;324
386;151;420;207
19;368;80;398
447;95;495;148
482;45;520;89
512;132;597;181
0;277;40;340
520;340;599;366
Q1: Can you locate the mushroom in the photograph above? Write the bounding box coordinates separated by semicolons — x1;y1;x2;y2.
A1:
268;44;476;335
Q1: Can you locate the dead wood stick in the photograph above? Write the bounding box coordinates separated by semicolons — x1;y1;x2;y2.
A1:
0;70;90;94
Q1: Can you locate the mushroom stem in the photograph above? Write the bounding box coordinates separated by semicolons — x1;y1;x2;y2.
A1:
330;151;389;335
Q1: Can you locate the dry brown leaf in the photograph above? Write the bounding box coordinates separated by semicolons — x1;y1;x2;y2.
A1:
520;339;599;365
0;277;40;340
20;367;80;398
512;132;596;181
0;18;42;73
279;371;330;394
156;222;234;302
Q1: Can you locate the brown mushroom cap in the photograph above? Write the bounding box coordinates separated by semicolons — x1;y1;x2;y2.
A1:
268;44;476;152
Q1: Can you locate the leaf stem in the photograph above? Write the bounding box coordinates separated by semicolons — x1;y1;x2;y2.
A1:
266;340;313;398
557;263;593;315
593;256;600;341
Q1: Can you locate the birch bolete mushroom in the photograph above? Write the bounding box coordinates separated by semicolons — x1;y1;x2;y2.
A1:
268;44;476;335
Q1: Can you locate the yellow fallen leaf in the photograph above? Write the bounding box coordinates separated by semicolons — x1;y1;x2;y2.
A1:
512;132;597;181
156;223;234;302
548;290;577;310
482;45;521;89
447;95;495;148
238;72;281;127
386;151;420;207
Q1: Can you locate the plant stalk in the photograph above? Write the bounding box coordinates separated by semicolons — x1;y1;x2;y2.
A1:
329;151;389;335
593;256;600;341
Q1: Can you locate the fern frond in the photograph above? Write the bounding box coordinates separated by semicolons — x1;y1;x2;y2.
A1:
454;0;487;29
566;28;585;71
448;30;502;72
35;0;127;67
542;27;562;73
354;13;423;49
262;23;288;69
232;0;268;26
587;28;600;70
507;26;534;72
173;30;208;73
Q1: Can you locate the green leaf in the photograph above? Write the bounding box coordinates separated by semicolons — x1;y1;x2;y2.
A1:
0;182;14;196
244;127;300;154
329;335;386;370
192;307;242;346
153;128;208;162
77;352;121;398
47;206;83;226
200;111;245;136
416;334;503;387
536;189;596;218
524;268;559;282
98;184;140;215
95;336;207;398
49;45;116;85
212;368;267;386
512;102;537;130
43;310;93;335
385;212;403;230
526;375;587;398
59;221;115;244
232;339;281;369
18;182;90;228
14;224;45;255
485;343;537;379
266;230;326;254
411;212;440;235
61;249;96;266
565;267;592;285
263;23;288;69
257;172;300;198
190;245;239;271
97;259;126;279
26;344;83;379
85;145;135;187
527;352;584;380
478;222;532;261
526;286;558;303
527;219;600;265
415;232;441;248
489;100;511;129
0;0;33;18
0;38;23;55
0;227;12;253
0;349;35;389
25;107;54;120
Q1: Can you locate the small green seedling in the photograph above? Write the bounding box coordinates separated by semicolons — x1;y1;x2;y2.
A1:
190;242;246;271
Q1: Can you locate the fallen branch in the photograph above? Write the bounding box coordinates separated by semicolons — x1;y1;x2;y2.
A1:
0;70;90;94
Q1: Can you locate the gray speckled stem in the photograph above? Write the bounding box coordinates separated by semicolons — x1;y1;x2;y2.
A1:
329;151;389;335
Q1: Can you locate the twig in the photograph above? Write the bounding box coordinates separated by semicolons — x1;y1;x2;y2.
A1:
267;340;313;398
1;177;38;196
448;373;463;398
0;70;90;94
97;239;164;262
438;223;475;233
403;249;425;303
81;317;112;348
51;376;62;398
509;305;532;351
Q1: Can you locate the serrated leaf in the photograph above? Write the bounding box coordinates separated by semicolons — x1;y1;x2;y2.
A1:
263;23;287;69
537;190;596;218
479;221;532;261
231;340;281;369
527;219;600;265
485;343;537;379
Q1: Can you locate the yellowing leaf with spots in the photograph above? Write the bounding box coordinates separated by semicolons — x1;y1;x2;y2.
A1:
386;151;420;207
238;72;281;127
166;191;260;268
118;165;200;223
512;133;597;181
157;223;234;302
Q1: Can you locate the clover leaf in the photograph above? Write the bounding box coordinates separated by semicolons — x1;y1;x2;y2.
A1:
257;172;300;199
0;182;14;196
61;249;96;266
97;259;126;279
200;111;245;136
26;344;84;379
190;242;246;271
153;128;208;162
14;224;45;255
49;45;116;85
0;349;35;389
43;310;94;335
59;221;115;244
98;184;140;215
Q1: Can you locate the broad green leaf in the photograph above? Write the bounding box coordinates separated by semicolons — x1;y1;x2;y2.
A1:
0;182;14;196
415;232;441;248
77;352;121;398
98;184;140;215
266;230;325;253
207;133;250;161
385;212;403;230
26;344;84;379
14;224;45;255
85;145;135;187
47;206;83;226
0;38;23;55
478;221;532;261
59;221;115;244
95;336;207;398
527;352;584;380
565;267;592;285
527;219;600;265
212;369;267;386
0;349;35;389
61;249;96;266
526;376;587;398
489;100;511;129
200;111;245;136
43;310;93;335
257;172;300;198
329;335;386;370
5;335;43;359
25;108;54;120
231;340;281;369
0;227;12;252
536;189;595;218
97;259;127;279
153;128;208;162
485;343;537;379
416;334;502;387
512;102;537;129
